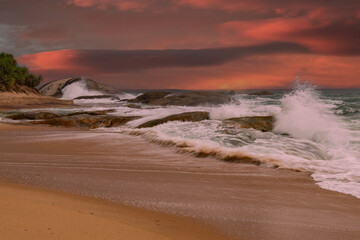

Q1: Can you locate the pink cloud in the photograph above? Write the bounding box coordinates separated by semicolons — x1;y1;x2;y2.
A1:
220;8;360;55
18;49;80;70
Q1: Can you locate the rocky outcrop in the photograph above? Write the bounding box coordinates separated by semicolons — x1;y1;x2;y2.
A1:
125;104;142;109
137;111;209;128
74;95;120;101
129;92;172;104
7;110;115;120
223;116;275;132
35;115;138;129
249;91;274;96
39;78;123;97
7;111;60;120
6;109;137;129
129;91;231;106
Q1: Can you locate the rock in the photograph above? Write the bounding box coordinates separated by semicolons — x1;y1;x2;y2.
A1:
39;78;123;98
74;95;120;101
65;109;116;117
125;104;142;109
7;110;115;120
35;115;139;129
249;91;274;96
6;108;138;129
223;116;274;132
7;111;60;120
129;91;231;106
137;111;209;128
129;92;172;104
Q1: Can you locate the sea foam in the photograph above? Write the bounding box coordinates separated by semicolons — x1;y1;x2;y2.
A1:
113;83;360;198
61;80;103;100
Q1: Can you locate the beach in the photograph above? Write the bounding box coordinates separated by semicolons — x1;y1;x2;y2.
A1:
2;0;360;238
0;181;229;240
0;90;75;110
1;122;360;240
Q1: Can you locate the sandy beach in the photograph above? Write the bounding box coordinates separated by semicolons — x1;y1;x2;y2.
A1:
0;181;230;240
0;122;360;240
0;91;75;110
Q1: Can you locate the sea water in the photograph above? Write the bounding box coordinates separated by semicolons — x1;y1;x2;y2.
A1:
4;81;360;198
118;85;359;198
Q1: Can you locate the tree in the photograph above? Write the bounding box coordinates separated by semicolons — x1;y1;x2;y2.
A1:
0;52;43;91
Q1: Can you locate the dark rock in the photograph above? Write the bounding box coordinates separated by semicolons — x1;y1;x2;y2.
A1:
223;116;275;132
137;111;209;128
129;91;231;106
7;112;60;120
125;104;142;109
35;115;139;129
129;92;172;104
74;95;120;100
64;109;116;117
249;91;274;96
39;78;123;98
7;110;115;120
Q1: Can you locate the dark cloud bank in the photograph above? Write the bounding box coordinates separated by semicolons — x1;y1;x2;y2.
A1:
67;42;309;72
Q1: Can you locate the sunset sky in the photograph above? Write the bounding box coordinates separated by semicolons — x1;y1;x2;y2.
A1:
2;0;360;89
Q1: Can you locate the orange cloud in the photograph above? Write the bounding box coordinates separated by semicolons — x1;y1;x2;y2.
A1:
18;49;80;70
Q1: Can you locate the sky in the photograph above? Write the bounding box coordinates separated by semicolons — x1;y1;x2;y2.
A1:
1;0;360;89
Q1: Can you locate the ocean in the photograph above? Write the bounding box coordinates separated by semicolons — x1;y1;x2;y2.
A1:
3;81;360;199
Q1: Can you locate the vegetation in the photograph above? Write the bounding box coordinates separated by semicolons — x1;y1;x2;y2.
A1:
0;52;43;91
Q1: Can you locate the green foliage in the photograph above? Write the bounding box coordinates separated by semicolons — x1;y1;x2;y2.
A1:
0;52;43;90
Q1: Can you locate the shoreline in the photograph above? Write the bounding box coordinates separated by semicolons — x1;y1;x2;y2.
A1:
1;122;360;239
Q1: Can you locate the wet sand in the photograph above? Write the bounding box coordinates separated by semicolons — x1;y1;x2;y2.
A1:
0;181;228;240
1;122;360;239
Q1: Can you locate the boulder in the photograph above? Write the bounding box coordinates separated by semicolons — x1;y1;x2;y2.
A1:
129;92;172;104
125;104;142;109
65;110;116;117
7;111;60;120
223;116;275;132
137;111;209;128
7;110;115;120
129;91;231;106
249;91;274;96
39;78;123;98
74;95;120;101
35;115;139;129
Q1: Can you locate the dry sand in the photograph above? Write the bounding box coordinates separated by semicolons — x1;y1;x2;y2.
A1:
0;91;75;110
1;122;360;240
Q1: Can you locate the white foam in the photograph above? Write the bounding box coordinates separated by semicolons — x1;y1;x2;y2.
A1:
273;84;349;146
114;83;360;198
209;96;280;120
61;80;103;100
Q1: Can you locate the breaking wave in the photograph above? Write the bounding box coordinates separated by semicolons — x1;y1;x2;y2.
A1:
113;82;360;198
61;80;103;100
